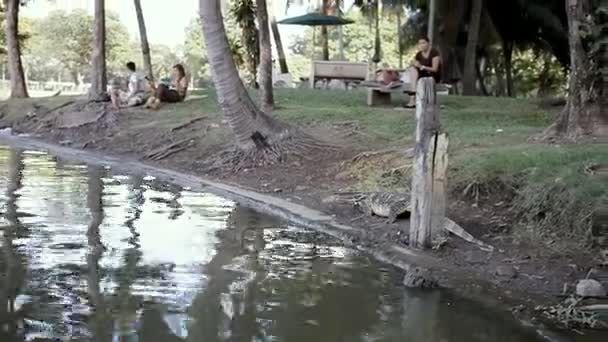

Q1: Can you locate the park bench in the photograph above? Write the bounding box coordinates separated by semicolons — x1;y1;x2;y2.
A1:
307;60;369;89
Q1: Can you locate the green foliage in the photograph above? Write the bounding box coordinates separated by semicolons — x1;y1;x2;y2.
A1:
0;7;32;57
183;12;246;86
183;17;209;85
230;0;259;85
26;10;131;83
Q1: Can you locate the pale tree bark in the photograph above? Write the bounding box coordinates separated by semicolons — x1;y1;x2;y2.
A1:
268;0;289;73
462;0;483;95
88;0;108;101
133;0;153;80
321;0;329;60
436;0;466;84
199;0;329;163
548;0;605;139
199;0;286;150
3;0;28;98
427;0;436;46
256;0;274;111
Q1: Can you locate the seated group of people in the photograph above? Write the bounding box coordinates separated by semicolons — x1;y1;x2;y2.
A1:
110;62;189;110
376;36;441;108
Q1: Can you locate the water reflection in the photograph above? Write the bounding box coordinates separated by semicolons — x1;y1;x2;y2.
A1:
0;146;549;342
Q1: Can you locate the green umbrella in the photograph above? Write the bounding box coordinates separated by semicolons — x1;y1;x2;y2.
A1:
278;13;354;62
277;13;354;26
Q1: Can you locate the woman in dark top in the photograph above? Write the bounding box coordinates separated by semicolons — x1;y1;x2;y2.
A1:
144;64;189;109
405;37;441;108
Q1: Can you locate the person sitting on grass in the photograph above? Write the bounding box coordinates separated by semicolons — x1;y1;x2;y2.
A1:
404;36;441;108
144;64;189;110
110;61;146;109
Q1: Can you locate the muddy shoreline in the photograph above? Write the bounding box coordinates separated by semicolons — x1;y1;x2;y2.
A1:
0;95;605;340
0;133;583;341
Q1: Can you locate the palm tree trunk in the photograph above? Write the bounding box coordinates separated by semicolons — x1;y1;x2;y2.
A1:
437;0;466;85
550;0;604;139
462;0;483;95
427;0;437;46
502;39;514;97
256;0;274;111
336;0;344;60
88;0;108;101
397;8;403;69
268;0;289;73
199;0;328;163
321;0;329;60
3;0;28;98
133;0;153;80
199;0;285;150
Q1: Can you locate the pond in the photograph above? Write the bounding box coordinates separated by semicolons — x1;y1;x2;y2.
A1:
0;145;546;341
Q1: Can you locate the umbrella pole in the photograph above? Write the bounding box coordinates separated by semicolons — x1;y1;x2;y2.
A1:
310;27;316;89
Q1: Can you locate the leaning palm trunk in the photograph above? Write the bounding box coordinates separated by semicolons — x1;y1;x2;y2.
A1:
199;0;331;166
88;0;108;101
3;0;28;98
133;0;153;80
268;0;289;73
256;0;274;111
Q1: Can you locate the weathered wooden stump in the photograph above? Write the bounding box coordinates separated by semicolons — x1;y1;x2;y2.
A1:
409;77;450;249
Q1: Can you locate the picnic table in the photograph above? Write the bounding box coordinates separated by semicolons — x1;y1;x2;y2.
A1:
361;79;451;106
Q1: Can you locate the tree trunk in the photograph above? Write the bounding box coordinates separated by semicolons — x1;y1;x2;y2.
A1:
256;0;274;111
337;0;344;60
476;58;489;96
268;0;288;73
321;0;329;60
3;0;28;98
427;0;437;46
502;39;514;97
462;0;483;95
88;0;108;101
551;0;604;139
437;0;466;84
70;69;81;86
133;0;153;80
199;0;327;164
397;8;403;69
199;0;285;151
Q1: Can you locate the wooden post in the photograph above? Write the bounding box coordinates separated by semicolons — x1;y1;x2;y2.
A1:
409;77;449;248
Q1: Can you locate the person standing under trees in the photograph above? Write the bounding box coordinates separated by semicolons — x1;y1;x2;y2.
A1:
405;37;441;108
110;61;146;109
144;64;189;110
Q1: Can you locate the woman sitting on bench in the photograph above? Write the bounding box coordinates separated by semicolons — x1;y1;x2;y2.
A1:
405;36;441;108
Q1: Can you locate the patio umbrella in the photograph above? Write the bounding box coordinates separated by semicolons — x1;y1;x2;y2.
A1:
277;12;354;26
278;13;354;60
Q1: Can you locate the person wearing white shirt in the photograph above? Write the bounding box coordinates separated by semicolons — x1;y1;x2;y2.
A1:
110;61;146;109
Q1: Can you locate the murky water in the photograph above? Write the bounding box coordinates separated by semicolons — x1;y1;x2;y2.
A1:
0;145;546;342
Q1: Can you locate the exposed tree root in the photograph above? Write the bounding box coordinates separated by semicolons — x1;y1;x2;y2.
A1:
201;128;340;173
351;147;412;163
170;115;207;132
145;138;193;161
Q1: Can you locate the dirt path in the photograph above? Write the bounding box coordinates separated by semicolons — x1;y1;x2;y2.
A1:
0;99;606;339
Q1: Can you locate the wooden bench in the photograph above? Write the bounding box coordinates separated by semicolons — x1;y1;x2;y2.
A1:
309;60;369;89
363;80;451;106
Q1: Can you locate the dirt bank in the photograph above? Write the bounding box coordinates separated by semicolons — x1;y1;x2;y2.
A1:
0;96;606;340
